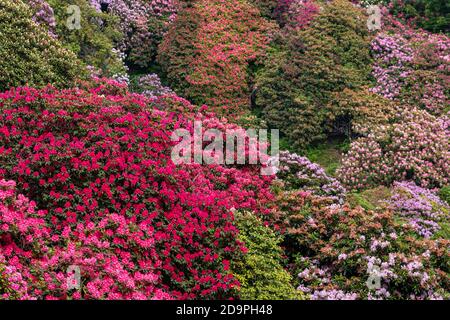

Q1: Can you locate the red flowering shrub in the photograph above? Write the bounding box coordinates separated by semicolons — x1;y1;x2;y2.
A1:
158;0;276;116
0;84;273;299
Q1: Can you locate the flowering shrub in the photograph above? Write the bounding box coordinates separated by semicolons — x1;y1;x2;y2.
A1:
276;151;346;203
256;0;372;149
370;27;449;115
99;0;177;68
135;74;174;99
0;0;84;91
387;0;450;33
0;84;274;299
338;108;450;190
249;0;278;18
389;181;449;238
271;191;450;300
370;33;414;100
331;88;399;137
27;0;57;37
158;0;275;116
274;0;319;30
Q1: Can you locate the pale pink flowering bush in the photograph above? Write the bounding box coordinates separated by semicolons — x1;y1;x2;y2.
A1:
27;0;57;37
277;151;346;203
135;73;174;99
338;108;450;190
370;33;414;100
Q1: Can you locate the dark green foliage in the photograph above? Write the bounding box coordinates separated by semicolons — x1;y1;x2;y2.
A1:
0;0;84;90
439;186;450;204
390;0;450;34
46;0;125;76
256;0;372;150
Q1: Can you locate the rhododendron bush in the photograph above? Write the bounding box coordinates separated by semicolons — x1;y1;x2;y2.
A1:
338;108;449;190
270;191;450;300
158;0;275;116
0;0;449;302
255;0;373;149
371;26;449;115
0;0;84;91
0;84;273;299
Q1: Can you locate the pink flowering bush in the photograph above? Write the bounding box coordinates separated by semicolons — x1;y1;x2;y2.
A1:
338;108;449;190
274;0;319;30
158;0;276;116
0;83;274;299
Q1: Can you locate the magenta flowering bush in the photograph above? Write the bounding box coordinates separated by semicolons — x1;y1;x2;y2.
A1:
0;83;274;299
338;108;450;190
0;178;172;300
389;181;449;238
274;0;319;30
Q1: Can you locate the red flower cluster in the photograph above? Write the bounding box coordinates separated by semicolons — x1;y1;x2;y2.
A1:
0;83;273;299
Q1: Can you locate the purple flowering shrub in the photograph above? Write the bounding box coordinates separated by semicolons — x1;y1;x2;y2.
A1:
135;73;174;99
271;191;450;300
371;25;449;115
276;151;346;203
389;181;450;238
370;33;414;100
338;108;449;190
27;0;57;37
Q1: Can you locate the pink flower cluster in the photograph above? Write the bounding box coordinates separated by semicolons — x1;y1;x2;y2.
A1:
338;108;449;190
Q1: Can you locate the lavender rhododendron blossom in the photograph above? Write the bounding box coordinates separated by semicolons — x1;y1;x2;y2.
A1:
136;73;174;99
389;181;449;238
277;151;346;203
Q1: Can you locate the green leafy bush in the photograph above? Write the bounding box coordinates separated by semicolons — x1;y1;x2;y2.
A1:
46;0;126;76
256;0;372;149
389;0;450;34
439;186;450;204
0;0;84;90
232;211;301;300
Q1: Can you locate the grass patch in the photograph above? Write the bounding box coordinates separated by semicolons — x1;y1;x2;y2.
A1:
306;137;349;176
